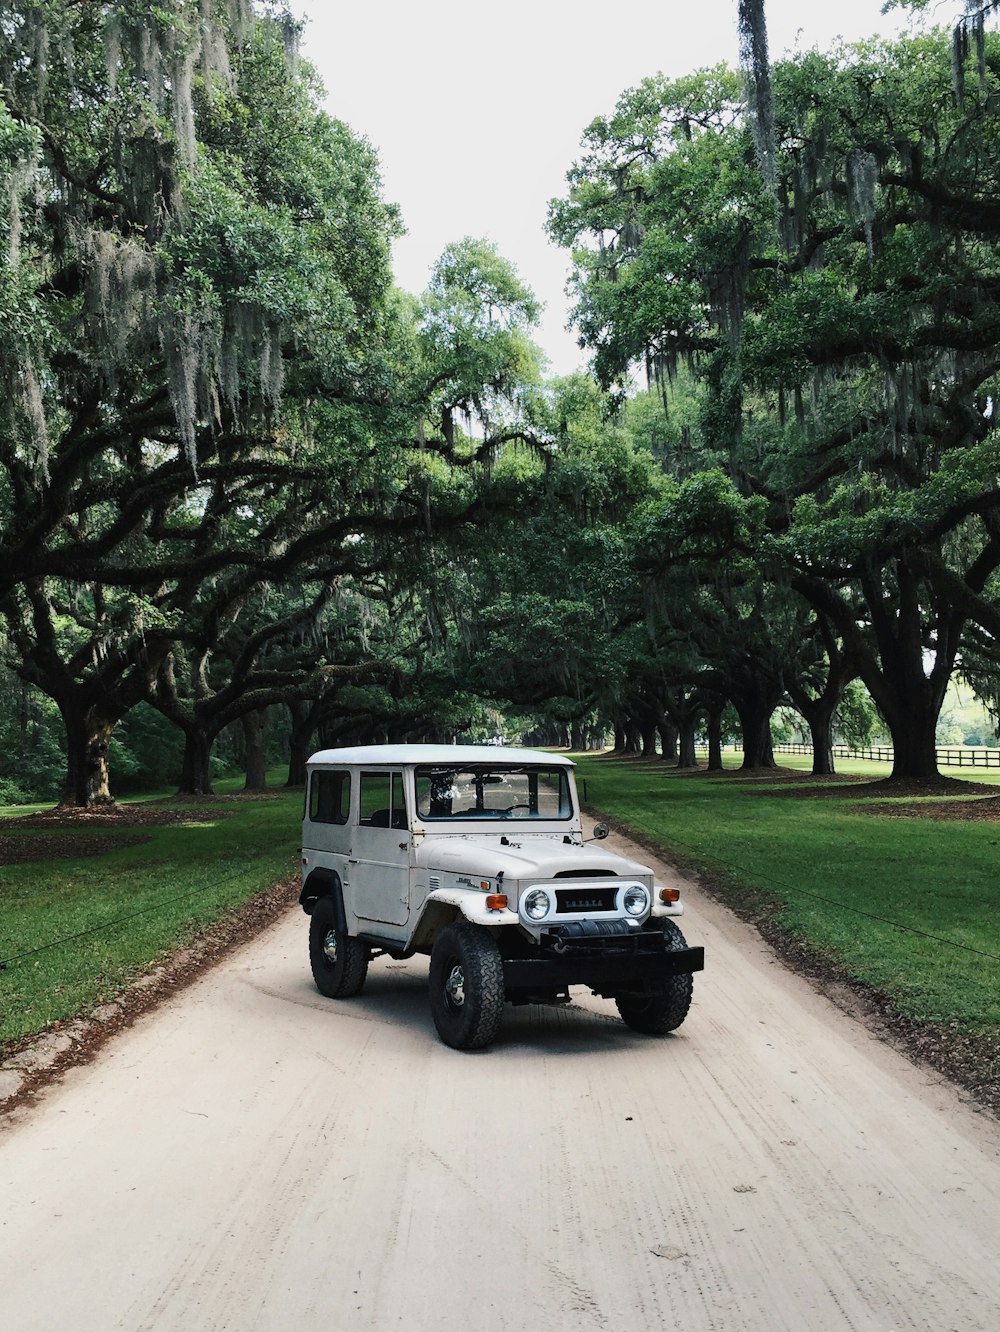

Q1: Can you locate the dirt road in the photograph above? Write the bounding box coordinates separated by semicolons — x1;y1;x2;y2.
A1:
1;831;999;1331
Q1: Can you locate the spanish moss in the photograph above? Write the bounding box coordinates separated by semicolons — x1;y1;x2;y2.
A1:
79;227;158;389
738;0;776;194
952;2;998;103
847;149;879;258
18;360;49;481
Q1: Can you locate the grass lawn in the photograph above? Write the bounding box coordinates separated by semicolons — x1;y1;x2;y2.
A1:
1;776;302;1048
572;751;1000;1036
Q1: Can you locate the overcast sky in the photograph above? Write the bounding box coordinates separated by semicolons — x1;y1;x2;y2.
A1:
287;1;926;375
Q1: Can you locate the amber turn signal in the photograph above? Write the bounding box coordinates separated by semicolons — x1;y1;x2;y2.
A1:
485;894;508;911
659;887;680;904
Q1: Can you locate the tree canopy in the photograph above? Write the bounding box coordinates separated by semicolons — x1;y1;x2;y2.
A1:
0;2;554;802
547;20;1000;779
4;2;1000;802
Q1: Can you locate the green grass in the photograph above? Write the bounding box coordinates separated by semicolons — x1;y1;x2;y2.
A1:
1;779;302;1047
574;752;1000;1033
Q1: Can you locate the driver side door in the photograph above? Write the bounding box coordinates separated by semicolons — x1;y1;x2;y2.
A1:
351;769;410;927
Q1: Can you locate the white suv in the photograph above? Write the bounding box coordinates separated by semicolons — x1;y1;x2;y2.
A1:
300;744;703;1049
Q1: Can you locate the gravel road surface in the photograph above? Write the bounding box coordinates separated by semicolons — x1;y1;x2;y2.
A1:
1;831;998;1331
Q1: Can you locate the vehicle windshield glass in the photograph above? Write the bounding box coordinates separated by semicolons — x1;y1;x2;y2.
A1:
414;765;573;821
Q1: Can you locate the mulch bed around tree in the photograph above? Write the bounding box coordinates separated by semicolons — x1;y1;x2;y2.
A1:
737;774;1000;802
0;791;296;870
601;757;1000;803
0;801;240;863
4;798;259;827
0;832;152;864
846;774;1000;797
853;797;1000;821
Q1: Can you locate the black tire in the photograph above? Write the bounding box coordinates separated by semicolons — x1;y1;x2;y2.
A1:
615;920;694;1035
309;897;369;998
429;923;506;1050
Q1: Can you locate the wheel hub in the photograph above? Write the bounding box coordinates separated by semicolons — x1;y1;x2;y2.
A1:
322;929;339;965
444;962;465;1007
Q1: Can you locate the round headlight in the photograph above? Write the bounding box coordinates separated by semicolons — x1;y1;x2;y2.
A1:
623;885;649;916
524;888;552;920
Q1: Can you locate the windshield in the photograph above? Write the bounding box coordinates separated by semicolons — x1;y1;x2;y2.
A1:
414;765;574;821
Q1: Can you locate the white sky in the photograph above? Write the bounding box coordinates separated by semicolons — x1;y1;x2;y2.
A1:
287;1;922;376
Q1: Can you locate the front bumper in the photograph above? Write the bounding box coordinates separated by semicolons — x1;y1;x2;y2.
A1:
502;920;704;998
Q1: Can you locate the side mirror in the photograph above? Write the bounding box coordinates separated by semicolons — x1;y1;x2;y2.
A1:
592;823;609;840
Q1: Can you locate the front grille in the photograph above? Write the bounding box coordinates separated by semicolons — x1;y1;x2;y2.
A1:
555;886;618;914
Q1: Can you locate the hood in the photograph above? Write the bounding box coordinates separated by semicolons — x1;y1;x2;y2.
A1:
413;834;653;883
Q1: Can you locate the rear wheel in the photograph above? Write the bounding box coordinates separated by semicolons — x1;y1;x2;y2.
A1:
615;920;693;1034
429;923;505;1050
309;897;369;998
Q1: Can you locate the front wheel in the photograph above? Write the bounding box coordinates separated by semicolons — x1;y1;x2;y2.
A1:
615;920;694;1034
309;897;369;998
429;923;505;1050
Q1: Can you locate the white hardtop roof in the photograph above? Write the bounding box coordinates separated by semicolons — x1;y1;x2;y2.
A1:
306;744;574;769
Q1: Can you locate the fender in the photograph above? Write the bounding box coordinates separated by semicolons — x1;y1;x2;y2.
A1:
299;868;347;933
405;888;518;953
423;886;519;927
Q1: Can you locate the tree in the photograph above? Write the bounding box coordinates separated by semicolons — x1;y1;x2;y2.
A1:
0;2;408;802
549;31;1000;782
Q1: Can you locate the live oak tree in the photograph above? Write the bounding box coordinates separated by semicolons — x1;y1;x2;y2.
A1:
764;31;1000;780
549;27;1000;781
0;2;410;802
5;4;561;803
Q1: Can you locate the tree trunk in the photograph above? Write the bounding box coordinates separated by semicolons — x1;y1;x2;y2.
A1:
787;691;838;776
736;695;777;769
706;705;724;772
640;723;657;757
806;710;836;776
286;699;317;787
884;698;942;782
657;719;678;762
677;716;699;769
59;703;116;807
178;727;215;796
242;709;267;792
863;630;948;783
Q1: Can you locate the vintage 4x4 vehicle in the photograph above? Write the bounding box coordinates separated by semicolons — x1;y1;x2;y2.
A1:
300;744;704;1049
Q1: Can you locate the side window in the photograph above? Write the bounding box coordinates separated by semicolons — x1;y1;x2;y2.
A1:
359;771;407;828
309;769;351;825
